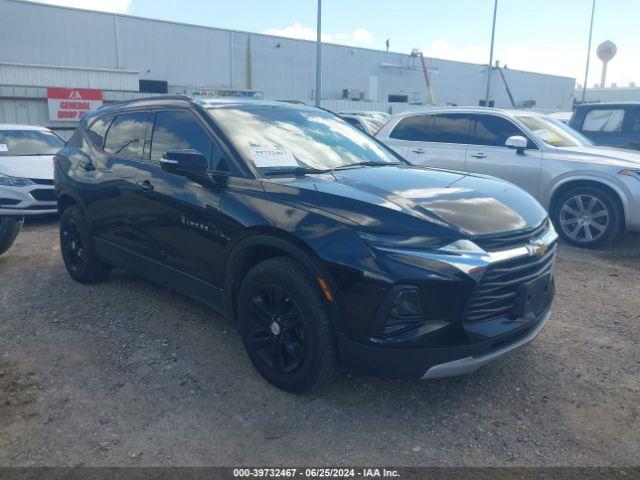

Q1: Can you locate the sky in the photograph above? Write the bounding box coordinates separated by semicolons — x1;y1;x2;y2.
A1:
27;0;640;87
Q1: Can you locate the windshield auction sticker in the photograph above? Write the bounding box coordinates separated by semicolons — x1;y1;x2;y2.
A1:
0;144;8;152
250;147;298;167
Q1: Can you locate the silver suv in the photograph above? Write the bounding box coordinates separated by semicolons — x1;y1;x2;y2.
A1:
376;107;640;248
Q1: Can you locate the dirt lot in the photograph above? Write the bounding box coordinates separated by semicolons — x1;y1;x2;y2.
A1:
0;218;639;467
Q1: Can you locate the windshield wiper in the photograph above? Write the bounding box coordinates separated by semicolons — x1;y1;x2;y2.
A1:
263;166;330;176
332;161;404;170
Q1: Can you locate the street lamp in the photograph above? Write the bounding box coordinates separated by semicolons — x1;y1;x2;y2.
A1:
315;0;322;107
484;0;498;106
581;0;596;102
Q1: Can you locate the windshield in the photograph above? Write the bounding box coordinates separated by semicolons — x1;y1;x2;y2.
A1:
515;115;593;148
207;106;401;173
0;130;64;156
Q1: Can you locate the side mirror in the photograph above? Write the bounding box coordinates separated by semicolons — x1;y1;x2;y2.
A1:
505;135;528;153
160;149;208;175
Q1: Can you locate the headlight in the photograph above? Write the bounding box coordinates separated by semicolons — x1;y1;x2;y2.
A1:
357;231;452;250
0;175;35;187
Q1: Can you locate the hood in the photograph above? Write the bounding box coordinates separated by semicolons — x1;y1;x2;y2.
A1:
0;155;55;180
552;145;640;168
263;165;547;237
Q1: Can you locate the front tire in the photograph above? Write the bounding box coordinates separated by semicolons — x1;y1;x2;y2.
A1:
552;186;622;248
60;205;109;284
237;257;338;393
0;216;22;256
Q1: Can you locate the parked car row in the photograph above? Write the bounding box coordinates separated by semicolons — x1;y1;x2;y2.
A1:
5;98;639;393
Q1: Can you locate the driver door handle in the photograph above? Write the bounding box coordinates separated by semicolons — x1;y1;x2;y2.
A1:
412;148;426;154
470;152;487;159
136;179;154;191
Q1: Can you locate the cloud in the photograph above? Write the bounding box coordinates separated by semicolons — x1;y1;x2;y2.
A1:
335;27;374;46
422;39;640;86
264;22;373;47
264;22;333;42
22;0;132;13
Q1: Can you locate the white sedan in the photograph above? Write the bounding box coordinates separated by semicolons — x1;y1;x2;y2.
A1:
0;124;64;217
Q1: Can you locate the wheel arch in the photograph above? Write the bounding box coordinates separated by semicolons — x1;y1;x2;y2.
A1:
56;189;83;216
223;231;343;332
546;177;627;228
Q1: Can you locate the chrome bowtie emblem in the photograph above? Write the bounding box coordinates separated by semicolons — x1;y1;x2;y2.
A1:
526;239;549;257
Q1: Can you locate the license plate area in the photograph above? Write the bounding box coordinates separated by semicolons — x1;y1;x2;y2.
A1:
515;274;553;317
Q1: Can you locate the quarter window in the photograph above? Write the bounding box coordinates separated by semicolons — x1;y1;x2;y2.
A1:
582;109;624;132
390;114;471;144
469;115;531;147
86;114;113;148
103;112;150;159
150;110;217;167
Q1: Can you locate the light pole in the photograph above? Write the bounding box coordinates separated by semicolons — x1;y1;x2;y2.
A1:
581;0;596;102
315;0;322;107
484;0;498;106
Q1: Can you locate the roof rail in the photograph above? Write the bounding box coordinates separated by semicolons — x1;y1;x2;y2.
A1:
98;94;192;109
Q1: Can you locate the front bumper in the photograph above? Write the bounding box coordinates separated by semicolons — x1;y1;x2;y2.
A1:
336;308;551;379
334;222;557;379
0;183;57;216
421;308;550;379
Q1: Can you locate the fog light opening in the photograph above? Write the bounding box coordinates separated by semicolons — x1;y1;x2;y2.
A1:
390;288;421;317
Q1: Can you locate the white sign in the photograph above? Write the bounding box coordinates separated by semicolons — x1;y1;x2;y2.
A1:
0;144;7;152
47;88;103;122
249;147;298;167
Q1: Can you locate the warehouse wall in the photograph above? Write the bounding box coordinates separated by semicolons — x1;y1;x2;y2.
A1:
0;0;575;110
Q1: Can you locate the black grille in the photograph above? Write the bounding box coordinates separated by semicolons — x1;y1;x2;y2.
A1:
29;178;54;185
464;245;556;324
473;220;549;252
30;189;56;202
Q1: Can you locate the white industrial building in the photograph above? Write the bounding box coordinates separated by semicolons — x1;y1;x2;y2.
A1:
577;84;640;103
0;0;576;136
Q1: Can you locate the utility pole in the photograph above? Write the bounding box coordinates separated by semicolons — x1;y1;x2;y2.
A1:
315;0;322;107
582;0;596;102
484;0;498;107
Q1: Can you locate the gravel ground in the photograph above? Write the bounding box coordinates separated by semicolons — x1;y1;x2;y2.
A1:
0;218;639;467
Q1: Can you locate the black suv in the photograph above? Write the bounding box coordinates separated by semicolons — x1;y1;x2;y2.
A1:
570;102;640;150
55;96;557;392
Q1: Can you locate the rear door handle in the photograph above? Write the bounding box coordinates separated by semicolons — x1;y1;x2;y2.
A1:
470;153;487;159
136;179;154;191
412;148;426;154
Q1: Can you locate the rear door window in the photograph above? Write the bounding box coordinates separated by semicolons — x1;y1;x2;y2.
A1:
103;111;150;159
469;114;530;147
150;110;219;168
582;109;624;132
390;114;471;144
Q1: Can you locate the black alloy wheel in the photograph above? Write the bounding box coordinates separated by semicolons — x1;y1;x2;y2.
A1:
247;284;307;374
237;257;337;393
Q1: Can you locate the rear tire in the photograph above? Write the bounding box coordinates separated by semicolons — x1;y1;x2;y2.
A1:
60;205;109;284
237;257;338;393
552;186;622;248
0;216;22;256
